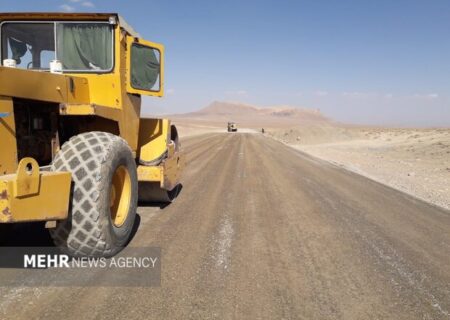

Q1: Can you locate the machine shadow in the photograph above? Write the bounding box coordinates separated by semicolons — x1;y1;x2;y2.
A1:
0;222;54;247
1;214;143;248
0;184;184;247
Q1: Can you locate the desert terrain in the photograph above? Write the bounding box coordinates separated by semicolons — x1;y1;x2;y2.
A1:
270;127;450;210
1;131;450;319
1;102;449;319
170;101;329;137
171;101;450;210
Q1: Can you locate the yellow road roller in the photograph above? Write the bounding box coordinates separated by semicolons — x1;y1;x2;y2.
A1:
0;13;184;257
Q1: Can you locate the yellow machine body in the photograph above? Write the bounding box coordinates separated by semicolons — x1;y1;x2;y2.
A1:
0;12;183;223
0;158;71;223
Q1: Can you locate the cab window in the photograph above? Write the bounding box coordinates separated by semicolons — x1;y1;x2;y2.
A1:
130;43;160;91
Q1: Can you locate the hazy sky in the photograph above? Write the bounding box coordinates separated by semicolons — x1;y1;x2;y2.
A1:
1;0;449;126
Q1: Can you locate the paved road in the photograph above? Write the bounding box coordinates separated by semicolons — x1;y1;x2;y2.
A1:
1;133;450;319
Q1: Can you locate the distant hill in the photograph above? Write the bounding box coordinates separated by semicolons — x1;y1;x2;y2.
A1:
192;101;260;116
175;101;329;125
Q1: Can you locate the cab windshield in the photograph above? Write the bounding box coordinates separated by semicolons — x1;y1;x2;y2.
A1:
0;21;113;72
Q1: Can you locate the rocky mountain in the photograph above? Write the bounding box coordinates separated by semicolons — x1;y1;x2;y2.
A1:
182;101;328;122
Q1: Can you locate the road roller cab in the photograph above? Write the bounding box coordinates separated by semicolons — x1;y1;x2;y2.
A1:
0;12;184;257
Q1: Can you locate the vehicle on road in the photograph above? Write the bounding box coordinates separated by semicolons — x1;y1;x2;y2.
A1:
0;12;184;257
227;121;237;132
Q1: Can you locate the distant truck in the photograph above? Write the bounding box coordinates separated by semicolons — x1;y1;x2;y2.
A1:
227;122;238;132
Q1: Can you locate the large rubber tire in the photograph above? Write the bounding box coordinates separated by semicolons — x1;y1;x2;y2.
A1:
50;132;138;257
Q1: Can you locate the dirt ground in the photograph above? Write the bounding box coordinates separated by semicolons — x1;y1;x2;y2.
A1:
269;127;450;210
174;117;450;211
1;132;449;319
